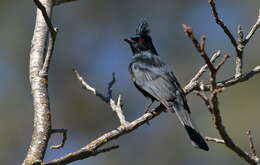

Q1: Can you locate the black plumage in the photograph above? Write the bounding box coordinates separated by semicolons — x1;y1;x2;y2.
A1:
124;20;209;151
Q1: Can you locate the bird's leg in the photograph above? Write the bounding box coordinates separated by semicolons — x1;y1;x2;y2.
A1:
160;104;168;113
144;99;155;126
144;99;154;113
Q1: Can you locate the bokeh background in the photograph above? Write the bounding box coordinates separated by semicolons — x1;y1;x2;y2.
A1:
0;0;259;164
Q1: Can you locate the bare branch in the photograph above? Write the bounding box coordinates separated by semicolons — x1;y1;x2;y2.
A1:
196;91;212;113
184;65;260;93
94;145;120;155
237;25;244;42
107;72;116;99
209;65;260;90
208;0;245;78
243;10;260;45
205;137;225;144
73;69;104;100
39;27;58;77
208;0;237;47
215;55;230;71
209;2;259;79
50;129;67;149
188;23;258;164
23;0;54;164
182;25;216;73
33;0;59;77
247;130;259;159
184;50;221;93
73;69;129;125
33;0;56;37
110;95;129;125
53;0;79;6
45;106;165;165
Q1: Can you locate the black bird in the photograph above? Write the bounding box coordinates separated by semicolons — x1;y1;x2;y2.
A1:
124;20;209;151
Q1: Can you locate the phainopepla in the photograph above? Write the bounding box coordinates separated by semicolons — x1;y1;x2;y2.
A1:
124;20;209;151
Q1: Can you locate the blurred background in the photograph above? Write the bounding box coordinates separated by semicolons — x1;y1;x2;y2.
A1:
0;0;259;164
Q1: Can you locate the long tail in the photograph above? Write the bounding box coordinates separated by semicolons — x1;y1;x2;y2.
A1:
171;102;209;151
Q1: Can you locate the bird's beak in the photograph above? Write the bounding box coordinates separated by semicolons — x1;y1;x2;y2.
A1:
124;38;134;44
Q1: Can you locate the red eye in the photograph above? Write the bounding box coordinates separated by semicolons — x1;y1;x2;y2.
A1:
138;38;144;43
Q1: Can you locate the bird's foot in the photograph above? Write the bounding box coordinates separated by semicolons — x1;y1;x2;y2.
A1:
144;108;153;114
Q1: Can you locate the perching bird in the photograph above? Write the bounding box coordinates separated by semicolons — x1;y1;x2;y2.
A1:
124;20;209;151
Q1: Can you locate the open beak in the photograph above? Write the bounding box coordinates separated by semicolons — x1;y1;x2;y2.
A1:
124;38;134;44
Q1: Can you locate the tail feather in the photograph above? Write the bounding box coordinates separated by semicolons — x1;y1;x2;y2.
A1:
185;125;209;151
171;102;209;151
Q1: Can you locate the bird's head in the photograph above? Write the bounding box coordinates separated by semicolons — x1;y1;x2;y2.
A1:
124;20;158;55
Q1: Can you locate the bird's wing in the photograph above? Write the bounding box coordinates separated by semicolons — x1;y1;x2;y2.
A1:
131;60;194;124
130;60;189;112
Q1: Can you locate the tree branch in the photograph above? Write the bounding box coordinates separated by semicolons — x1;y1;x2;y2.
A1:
73;69;129;125
247;130;259;160
50;129;68;149
45;106;164;165
184;50;221;93
209;0;260;78
185;65;260;93
53;0;79;6
183;24;258;165
23;0;54;164
243;10;260;45
208;0;237;47
205;137;225;144
33;0;58;77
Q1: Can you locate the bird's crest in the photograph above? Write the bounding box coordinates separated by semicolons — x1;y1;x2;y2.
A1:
136;19;150;36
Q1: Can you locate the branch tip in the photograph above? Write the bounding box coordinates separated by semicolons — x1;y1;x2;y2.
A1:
246;130;258;158
50;129;68;149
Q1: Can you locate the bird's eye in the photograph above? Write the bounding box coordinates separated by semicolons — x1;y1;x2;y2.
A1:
138;38;145;43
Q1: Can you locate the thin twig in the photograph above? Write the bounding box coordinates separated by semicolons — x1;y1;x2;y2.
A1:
208;0;244;77
110;95;129;125
107;72;116;100
215;55;230;71
73;69;104;100
53;0;79;6
205;137;225;144
39;28;58;77
73;69;129;125
196;91;212;113
208;0;237;47
184;50;221;93
247;130;258;158
50;129;67;149
184;65;260;93
243;10;260;45
182;25;216;72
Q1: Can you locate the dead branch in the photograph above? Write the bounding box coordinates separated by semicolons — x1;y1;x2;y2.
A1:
50;129;68;149
22;0;54;164
209;0;260;78
73;69;129;125
205;137;225;144
23;0;77;164
53;0;79;6
247;130;259;160
45;105;164;165
183;23;259;165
